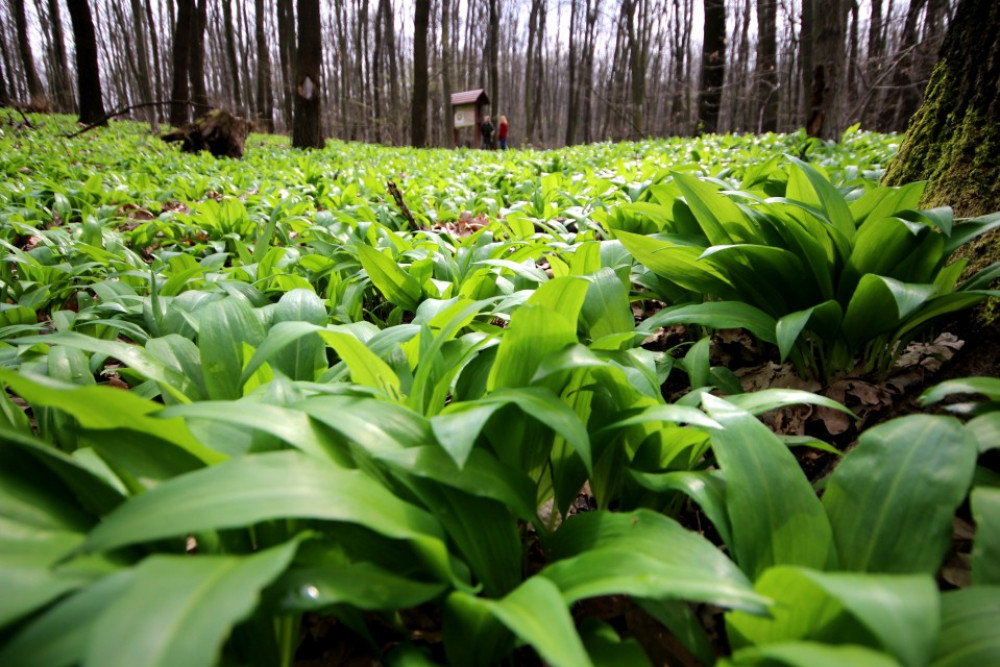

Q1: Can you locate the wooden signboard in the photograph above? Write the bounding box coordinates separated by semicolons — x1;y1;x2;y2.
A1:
453;104;476;129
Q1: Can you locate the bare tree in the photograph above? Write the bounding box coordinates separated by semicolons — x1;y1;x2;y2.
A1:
254;0;274;131
170;0;194;126
65;0;105;124
12;0;47;110
698;0;725;133
756;0;778;131
292;0;322;148
411;0;430;146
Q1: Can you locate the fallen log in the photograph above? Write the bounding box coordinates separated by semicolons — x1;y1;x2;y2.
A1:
161;109;249;159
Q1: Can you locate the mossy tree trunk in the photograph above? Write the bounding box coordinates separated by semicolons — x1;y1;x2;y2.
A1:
883;0;1000;327
882;0;1000;218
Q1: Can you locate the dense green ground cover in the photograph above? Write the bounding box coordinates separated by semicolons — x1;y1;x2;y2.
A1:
1;115;999;666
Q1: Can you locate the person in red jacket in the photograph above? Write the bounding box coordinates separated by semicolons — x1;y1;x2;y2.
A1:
498;115;509;150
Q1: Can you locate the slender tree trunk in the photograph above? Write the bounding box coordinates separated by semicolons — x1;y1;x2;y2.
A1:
698;0;725;133
46;0;74;111
170;0;193;125
189;0;208;118
411;0;430;146
222;0;242;112
799;0;814;126
807;0;845;139
255;0;274;132
441;0;452;146
128;0;157;129
144;0;163;122
65;0;105;124
292;0;322;148
564;0;579;145
756;0;778;131
523;0;541;144
277;0;297;129
488;0;499;146
12;0;47;110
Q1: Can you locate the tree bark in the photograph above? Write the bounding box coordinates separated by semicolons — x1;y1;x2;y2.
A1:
292;0;322;148
756;0;778;132
189;0;209;119
128;0;157;129
222;0;243;113
170;0;194;126
46;0;74;112
808;0;846;139
65;0;105;125
441;0;453;146
12;0;48;110
254;0;274;132
410;0;430;147
697;0;725;133
488;0;499;147
277;0;297;129
882;0;1000;218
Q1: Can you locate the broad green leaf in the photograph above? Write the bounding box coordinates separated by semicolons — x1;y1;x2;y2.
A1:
318;328;403;398
971;487;1000;585
448;577;593;667
357;243;422;311
0;528;90;627
672;172;739;245
81;451;450;579
919;377;1000;405
579;618;652;667
787;158;855;241
823;415;977;574
85;540;300;667
271;561;446;612
543;510;766;613
0;370;224;465
615;229;736;296
271;288;328;381
488;306;578;390
629;470;733;548
775;301;843;361
0;570;134;667
703;394;836;579
159;400;352;467
726;641;899;667
932;587;1000;667
726;566;937;666
637;301;777;344
840;276;937;350
725;388;855;419
198;297;265;400
580;268;635;341
967;413;1000;453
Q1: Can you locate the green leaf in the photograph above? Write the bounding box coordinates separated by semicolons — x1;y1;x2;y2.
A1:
932;587;1000;667
725;388;855;419
702;394;836;580
672;172;739;245
85;540;300;667
271;288;328;381
448;577;594;667
81;451;450;579
0;570;134;667
726;641;900;667
615;230;736;296
543;509;765;613
0;370;224;466
357;243;422;311
919;377;1000;405
581;268;635;341
318;328;403;398
271;561;446;612
637;301;777;344
726;566;937;666
629;470;733;548
775;301;843;361
822;415;977;574
841;276;937;350
579;618;652;667
971;487;1000;585
198;297;265;400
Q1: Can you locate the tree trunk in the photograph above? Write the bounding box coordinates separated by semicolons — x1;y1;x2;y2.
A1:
292;0;322;148
441;0;453;146
883;0;1000;218
145;0;164;122
523;0;542;144
277;0;297;130
254;0;274;132
128;0;157;130
46;0;74;112
808;0;846;139
189;0;209;119
222;0;243;113
488;0;499;146
170;0;194;126
564;0;579;145
697;0;725;133
410;0;430;147
65;0;105;125
12;0;47;110
756;0;778;132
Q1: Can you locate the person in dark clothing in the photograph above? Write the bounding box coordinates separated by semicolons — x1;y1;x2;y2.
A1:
498;115;509;150
480;115;494;149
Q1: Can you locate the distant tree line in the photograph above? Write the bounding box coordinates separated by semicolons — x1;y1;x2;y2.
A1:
0;0;955;147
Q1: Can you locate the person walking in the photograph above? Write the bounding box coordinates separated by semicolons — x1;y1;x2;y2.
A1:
498;115;509;150
480;115;494;149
